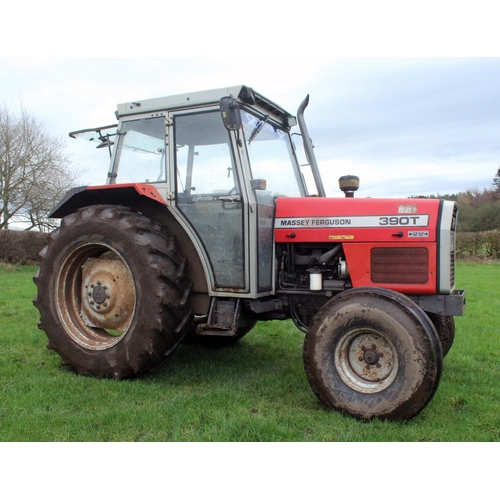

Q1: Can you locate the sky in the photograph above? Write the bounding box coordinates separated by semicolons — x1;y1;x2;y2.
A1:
2;2;499;202
1;56;499;200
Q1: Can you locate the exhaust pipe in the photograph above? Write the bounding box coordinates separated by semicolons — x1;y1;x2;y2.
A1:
297;95;326;197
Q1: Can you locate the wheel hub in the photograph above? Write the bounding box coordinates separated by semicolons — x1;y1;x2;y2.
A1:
80;257;135;333
86;281;112;313
335;328;399;394
92;285;108;305
362;347;380;365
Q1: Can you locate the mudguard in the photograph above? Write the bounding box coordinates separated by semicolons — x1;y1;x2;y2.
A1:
49;184;166;219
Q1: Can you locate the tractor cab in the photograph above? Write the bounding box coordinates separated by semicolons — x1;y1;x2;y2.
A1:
70;86;322;298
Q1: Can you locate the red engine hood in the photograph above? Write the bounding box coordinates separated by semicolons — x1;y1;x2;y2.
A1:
274;197;442;243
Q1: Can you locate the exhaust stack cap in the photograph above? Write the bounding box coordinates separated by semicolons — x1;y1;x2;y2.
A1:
339;175;360;198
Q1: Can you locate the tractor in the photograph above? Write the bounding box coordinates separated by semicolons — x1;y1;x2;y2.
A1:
33;85;465;420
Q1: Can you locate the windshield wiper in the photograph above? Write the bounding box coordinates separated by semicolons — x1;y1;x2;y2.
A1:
248;115;269;144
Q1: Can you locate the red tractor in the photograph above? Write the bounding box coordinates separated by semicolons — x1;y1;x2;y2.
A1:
34;85;465;420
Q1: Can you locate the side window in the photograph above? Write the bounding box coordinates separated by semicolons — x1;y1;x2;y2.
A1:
175;112;239;196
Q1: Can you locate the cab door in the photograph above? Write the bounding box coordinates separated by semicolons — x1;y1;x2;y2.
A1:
240;109;306;294
171;109;248;292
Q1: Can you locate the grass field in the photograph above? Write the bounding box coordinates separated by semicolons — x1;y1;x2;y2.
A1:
0;262;499;442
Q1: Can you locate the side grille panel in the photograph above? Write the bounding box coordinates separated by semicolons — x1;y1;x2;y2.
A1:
371;248;429;284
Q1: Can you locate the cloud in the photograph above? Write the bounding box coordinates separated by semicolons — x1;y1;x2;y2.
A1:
1;57;499;196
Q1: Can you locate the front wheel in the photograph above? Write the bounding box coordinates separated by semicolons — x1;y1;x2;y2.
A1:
33;205;192;379
303;287;443;421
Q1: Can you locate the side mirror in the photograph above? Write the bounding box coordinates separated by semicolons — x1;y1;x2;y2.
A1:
250;179;267;191
220;95;241;131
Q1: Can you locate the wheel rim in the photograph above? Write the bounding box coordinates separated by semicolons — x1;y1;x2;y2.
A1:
335;327;399;394
55;242;136;350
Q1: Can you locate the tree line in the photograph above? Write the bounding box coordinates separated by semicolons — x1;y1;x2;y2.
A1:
421;168;500;232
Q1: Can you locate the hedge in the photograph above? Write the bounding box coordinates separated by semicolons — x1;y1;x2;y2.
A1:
1;228;499;266
0;230;49;265
457;230;500;260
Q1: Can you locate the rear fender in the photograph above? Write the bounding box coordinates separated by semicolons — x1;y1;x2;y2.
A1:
49;184;166;219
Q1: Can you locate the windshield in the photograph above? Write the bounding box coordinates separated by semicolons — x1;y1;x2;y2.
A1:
111;117;166;183
241;110;304;197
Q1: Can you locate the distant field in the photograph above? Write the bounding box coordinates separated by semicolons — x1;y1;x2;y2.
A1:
0;262;498;442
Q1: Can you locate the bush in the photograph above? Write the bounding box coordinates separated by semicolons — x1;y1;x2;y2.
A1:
0;230;48;265
457;230;500;260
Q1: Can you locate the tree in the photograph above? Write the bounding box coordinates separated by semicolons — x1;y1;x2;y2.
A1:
0;103;79;231
457;188;492;208
492;167;500;201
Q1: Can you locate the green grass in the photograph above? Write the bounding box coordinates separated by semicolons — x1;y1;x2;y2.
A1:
0;262;499;442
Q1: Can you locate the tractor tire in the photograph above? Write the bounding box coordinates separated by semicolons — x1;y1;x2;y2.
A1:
33;205;192;379
303;287;443;421
428;313;455;357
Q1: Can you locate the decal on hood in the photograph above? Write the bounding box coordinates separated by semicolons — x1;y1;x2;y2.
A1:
275;215;430;229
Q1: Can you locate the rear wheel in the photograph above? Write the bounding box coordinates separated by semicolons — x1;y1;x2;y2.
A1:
303;287;443;421
33;205;192;379
428;313;455;357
